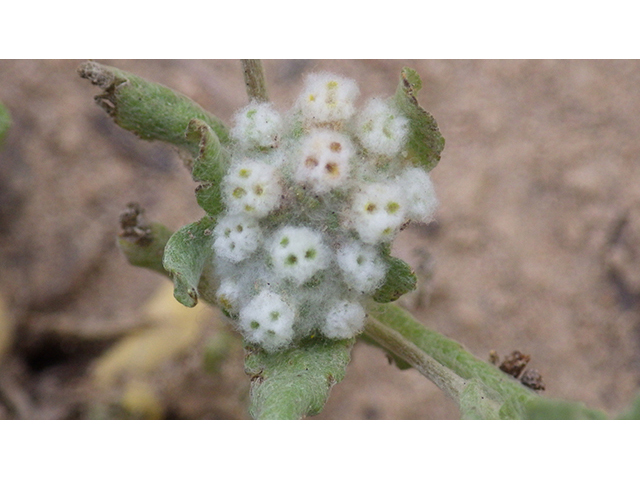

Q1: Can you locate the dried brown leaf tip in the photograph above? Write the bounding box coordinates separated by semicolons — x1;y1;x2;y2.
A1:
490;350;546;391
119;202;152;246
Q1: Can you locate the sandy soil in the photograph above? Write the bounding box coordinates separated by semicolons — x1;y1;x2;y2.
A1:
0;59;639;419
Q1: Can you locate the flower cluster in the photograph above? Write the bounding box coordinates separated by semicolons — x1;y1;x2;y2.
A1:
212;72;438;352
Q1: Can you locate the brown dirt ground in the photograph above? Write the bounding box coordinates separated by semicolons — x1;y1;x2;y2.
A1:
1;59;639;419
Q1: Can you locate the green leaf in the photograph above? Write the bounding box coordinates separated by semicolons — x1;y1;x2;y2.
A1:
78;61;229;156
523;397;608;420
372;245;417;303
244;337;354;420
0;101;11;147
118;222;174;276
185;119;229;217
394;67;445;172
459;380;501;420
162;216;215;308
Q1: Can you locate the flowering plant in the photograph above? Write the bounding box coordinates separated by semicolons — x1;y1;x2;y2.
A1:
78;60;629;419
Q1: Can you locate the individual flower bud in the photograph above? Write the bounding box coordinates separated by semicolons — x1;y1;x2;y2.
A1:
355;98;409;157
213;214;262;262
321;300;366;339
223;161;282;217
336;241;388;294
395;167;438;222
297;72;359;123
239;290;296;352
349;182;407;244
231;101;282;149
294;129;354;193
215;278;243;315
269;226;330;285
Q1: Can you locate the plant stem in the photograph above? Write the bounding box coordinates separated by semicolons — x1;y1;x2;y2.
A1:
241;60;269;103
365;316;467;400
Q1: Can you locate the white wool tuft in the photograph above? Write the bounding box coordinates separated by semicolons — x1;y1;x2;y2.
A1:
215;278;243;315
348;182;407;244
321;300;366;339
231;101;283;149
213;214;262;263
223;161;282;217
395;168;438;222
239;290;296;352
294;129;354;193
336;241;387;294
268;226;331;285
297;72;359;123
356;98;409;157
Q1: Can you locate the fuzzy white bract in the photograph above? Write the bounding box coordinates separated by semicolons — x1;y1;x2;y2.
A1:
349;182;407;244
212;214;262;263
297;72;359;123
223;161;282;217
269;226;330;285
321;300;366;339
294;129;354;193
336;241;387;294
356;98;409;157
211;71;439;352
239;290;296;352
231;101;283;150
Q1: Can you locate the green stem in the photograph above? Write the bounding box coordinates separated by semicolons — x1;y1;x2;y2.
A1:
241;60;269;103
365;302;536;418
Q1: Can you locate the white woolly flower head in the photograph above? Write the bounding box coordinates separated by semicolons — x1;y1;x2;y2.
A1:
395;167;438;222
239;290;296;352
215;278;243;315
321;300;366;339
231;101;282;150
213;214;262;263
294;129;354;193
297;72;359;123
349;182;407;244
269;226;330;285
336;241;387;294
223;160;282;217
356;98;409;157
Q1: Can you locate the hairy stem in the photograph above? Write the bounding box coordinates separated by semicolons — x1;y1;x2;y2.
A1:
241;60;269;103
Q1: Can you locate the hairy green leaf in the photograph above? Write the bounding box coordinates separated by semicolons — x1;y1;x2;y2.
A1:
0;101;11;146
394;67;445;172
163;216;215;308
186;119;228;217
245;337;354;420
78;61;229;156
118;222;174;276
372;245;417;303
523;397;607;420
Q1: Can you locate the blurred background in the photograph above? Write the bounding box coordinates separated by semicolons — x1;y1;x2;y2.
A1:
0;59;639;419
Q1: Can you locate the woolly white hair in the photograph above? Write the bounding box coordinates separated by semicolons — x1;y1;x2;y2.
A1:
212;214;262;263
230;101;283;150
268;226;331;285
395;167;438;222
211;71;439;352
297;72;359;123
336;240;387;294
215;278;243;315
239;290;296;352
223;160;282;217
348;182;407;244
356;98;409;157
294;129;354;193
321;300;366;339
